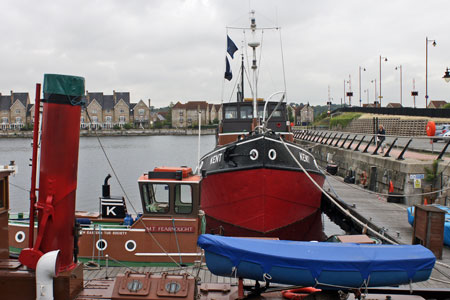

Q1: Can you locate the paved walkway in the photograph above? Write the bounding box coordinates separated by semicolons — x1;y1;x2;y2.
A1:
324;175;450;290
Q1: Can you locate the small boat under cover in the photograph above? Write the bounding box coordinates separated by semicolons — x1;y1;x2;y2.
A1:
197;234;435;289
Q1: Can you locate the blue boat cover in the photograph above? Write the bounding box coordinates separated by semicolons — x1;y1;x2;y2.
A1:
198;234;435;283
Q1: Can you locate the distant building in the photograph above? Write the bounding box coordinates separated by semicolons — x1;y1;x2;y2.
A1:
0;91;30;130
172;101;221;128
294;103;314;125
427;100;447;109
81;91;150;129
386;103;403;108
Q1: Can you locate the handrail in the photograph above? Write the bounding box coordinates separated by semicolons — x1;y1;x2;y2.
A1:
294;129;450;160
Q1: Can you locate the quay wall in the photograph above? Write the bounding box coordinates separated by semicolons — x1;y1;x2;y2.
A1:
296;139;450;206
0;128;216;138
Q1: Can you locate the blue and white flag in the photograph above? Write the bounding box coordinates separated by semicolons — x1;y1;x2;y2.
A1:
224;57;232;81
227;35;238;59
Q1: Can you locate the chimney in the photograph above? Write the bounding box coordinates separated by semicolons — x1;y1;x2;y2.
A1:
10;90;14;106
148;99;151;110
113;90;116;105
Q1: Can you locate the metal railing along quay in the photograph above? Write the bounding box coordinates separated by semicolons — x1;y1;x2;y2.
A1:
293;129;450;161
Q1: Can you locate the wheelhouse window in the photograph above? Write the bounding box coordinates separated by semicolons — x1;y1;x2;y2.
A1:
240;106;252;119
270;107;282;118
141;183;169;214
257;106;265;118
225;106;237;119
174;184;192;214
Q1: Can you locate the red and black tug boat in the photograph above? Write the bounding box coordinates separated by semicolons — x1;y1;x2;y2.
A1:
199;13;325;241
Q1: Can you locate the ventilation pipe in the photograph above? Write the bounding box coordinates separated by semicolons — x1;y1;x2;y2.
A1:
36;250;60;300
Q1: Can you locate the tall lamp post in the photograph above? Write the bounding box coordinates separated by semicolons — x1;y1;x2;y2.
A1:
364;89;369;105
371;79;378;105
426;37;437;108
379;55;388;106
395;65;403;106
359;66;366;107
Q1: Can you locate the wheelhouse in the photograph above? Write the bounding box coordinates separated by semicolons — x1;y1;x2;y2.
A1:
218;101;293;146
138;167;201;217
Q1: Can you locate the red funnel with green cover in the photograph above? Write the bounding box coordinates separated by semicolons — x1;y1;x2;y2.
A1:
19;74;85;272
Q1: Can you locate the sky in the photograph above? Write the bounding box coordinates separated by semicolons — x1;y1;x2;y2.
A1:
1;0;450;108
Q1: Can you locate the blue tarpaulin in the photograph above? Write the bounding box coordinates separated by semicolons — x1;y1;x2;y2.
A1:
198;234;435;287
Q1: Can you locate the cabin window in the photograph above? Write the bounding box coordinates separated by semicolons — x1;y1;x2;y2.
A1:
225;107;237;119
257;106;265;119
240;106;252;119
174;184;192;214
141;183;170;214
270;107;282;118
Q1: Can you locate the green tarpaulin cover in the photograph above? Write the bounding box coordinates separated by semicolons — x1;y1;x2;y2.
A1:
43;74;85;97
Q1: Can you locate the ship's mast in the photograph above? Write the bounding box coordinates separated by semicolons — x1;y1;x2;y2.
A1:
248;11;260;121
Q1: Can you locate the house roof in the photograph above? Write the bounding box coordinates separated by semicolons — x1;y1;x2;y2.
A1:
173;101;209;110
386;102;403;108
428;100;447;108
0;96;10;111
130;103;137;110
12;93;28;107
88;92;104;107
103;95;114;111
115;92;130;105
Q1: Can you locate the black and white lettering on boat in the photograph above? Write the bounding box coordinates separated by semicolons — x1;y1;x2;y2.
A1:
200;134;321;175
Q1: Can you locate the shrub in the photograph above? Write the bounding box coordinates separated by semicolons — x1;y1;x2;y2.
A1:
329;113;361;129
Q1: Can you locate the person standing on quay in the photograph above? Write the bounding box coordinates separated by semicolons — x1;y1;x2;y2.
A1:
377;125;386;153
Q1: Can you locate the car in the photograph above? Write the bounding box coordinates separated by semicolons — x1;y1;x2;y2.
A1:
433;124;450;142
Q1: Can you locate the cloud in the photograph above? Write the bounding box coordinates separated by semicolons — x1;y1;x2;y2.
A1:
1;0;450;108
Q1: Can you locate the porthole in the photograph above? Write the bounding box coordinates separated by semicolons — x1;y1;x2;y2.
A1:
15;231;25;243
249;149;259;160
96;239;108;251
268;149;277;160
125;240;137;252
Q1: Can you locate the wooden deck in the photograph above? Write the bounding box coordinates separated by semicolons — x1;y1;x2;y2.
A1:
83;175;450;292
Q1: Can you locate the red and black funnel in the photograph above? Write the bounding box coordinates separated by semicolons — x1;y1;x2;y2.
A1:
19;74;85;272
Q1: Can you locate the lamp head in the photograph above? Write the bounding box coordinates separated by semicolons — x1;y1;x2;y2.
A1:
432;41;437;47
443;67;450;83
384;58;388;62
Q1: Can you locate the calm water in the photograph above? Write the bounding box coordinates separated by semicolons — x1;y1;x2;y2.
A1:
0;135;215;212
0;134;344;237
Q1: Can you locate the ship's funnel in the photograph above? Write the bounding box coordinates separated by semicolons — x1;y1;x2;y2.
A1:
19;74;85;271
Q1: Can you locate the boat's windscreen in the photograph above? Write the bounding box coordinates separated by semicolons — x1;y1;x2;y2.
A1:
141;183;169;214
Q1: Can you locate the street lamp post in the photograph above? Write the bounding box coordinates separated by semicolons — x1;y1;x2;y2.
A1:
425;37;437;108
379;55;388;106
364;89;369;104
395;65;403;106
359;66;366;107
371;79;378;105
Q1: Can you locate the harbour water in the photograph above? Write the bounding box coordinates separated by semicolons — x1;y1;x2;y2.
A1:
0;134;344;236
0;135;215;212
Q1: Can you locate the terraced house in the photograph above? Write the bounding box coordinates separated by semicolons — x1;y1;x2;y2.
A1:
172;101;222;128
81;91;151;129
0;92;30;130
1;90;152;130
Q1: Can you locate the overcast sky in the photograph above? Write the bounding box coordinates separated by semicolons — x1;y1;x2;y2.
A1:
1;0;450;108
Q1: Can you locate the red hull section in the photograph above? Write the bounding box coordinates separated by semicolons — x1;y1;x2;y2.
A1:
201;168;325;241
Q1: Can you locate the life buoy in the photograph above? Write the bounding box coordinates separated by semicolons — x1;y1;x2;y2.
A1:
426;121;436;136
360;171;368;186
281;287;321;300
